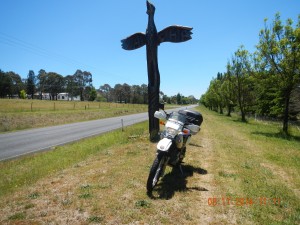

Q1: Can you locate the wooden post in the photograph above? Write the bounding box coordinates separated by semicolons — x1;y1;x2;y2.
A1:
121;0;192;141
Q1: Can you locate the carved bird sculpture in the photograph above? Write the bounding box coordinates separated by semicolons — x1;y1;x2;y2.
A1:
121;0;193;140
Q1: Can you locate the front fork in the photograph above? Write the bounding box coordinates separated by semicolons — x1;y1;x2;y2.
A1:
156;151;169;179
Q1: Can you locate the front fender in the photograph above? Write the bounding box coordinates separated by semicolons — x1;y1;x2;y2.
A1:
157;138;172;152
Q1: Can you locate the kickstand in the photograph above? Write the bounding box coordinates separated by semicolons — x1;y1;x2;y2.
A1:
179;164;184;176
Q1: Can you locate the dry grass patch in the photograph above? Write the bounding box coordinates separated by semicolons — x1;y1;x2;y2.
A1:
0;120;226;224
0;99;148;132
1;106;299;224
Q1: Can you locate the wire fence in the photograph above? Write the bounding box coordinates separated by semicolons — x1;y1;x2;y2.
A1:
0;99;148;113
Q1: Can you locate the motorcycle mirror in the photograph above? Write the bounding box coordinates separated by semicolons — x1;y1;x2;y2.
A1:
186;124;200;134
154;110;167;120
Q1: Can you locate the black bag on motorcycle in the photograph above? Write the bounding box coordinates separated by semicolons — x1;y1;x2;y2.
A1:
178;109;203;126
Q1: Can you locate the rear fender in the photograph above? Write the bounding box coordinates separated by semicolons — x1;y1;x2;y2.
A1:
157;138;172;152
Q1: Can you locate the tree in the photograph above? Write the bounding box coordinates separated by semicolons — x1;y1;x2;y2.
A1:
122;83;131;103
113;84;123;102
131;85;142;104
0;70;9;98
88;87;97;101
221;72;235;116
73;70;93;101
20;90;26;99
0;70;23;98
6;72;22;98
141;84;148;104
37;69;47;100
289;85;300;119
45;72;65;100
257;13;300;134
27;70;36;99
210;73;225;114
228;46;255;122
176;93;182;105
202;79;220;112
99;84;112;102
65;75;78;101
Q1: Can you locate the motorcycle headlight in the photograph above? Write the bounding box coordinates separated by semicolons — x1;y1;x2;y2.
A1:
166;127;178;136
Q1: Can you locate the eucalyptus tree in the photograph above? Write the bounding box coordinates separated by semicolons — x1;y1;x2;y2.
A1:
45;72;65;100
65;75;78;101
141;84;148;104
257;13;300;133
73;70;93;101
99;84;113;102
131;85;142;104
4;71;23;98
113;84;123;103
122;83;131;103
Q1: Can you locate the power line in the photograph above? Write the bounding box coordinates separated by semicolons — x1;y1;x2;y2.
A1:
0;31;137;83
0;32;96;69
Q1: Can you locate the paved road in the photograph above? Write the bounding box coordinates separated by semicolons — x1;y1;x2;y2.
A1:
0;105;197;161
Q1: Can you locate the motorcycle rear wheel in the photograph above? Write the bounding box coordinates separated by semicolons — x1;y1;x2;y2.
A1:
146;153;166;193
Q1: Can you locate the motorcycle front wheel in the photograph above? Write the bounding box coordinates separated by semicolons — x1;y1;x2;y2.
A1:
146;152;167;193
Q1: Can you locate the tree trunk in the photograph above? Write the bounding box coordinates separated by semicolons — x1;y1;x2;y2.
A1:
227;104;232;117
282;91;291;134
241;110;246;122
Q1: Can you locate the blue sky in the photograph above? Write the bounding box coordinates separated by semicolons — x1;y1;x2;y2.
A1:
0;0;299;98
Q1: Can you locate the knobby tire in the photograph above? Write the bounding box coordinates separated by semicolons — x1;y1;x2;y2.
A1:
146;153;166;193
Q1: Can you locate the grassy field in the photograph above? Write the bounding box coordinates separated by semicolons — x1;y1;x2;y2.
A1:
0;106;299;224
0;99;148;132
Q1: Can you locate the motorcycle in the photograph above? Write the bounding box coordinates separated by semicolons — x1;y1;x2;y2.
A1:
146;109;203;193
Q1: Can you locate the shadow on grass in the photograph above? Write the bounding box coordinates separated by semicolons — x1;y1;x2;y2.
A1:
232;118;249;124
148;164;208;200
252;131;300;142
189;143;203;148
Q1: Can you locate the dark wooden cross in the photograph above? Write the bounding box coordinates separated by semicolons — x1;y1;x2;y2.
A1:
121;0;192;141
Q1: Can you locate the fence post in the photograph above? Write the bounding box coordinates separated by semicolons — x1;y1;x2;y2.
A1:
121;119;124;132
31;102;33;112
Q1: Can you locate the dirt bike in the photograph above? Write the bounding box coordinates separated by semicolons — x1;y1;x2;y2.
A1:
146;109;203;193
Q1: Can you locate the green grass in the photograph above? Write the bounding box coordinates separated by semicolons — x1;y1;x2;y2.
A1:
0;99;146;113
0;99;180;132
0;122;147;198
201;106;300;224
0;105;299;224
0;99;149;132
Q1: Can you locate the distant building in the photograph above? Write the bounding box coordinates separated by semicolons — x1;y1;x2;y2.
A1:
41;93;51;100
33;92;80;101
57;93;80;101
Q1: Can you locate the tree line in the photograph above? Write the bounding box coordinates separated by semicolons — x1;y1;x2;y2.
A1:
0;69;94;101
0;69;198;105
200;13;300;134
98;83;198;105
